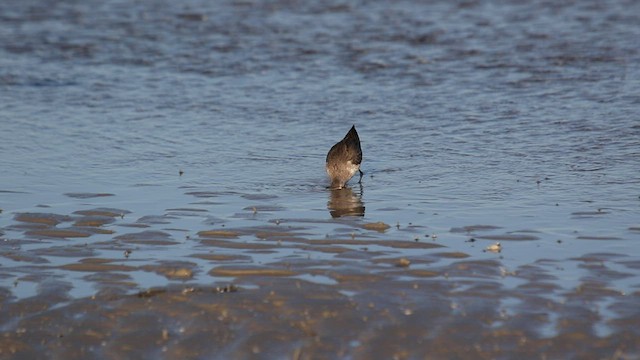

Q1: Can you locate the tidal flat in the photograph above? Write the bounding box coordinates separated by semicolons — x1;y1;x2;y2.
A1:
1;0;639;357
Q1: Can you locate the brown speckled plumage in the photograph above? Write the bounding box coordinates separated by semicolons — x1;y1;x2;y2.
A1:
326;125;363;189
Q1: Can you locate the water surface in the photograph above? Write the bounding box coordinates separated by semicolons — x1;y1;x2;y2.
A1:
1;0;639;358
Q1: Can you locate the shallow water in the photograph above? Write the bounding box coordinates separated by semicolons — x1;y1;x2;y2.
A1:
1;0;639;358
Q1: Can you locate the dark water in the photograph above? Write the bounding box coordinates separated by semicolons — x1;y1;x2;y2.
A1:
1;0;640;358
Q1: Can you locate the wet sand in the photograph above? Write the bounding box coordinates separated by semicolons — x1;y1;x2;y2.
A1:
1;205;639;359
3;275;639;360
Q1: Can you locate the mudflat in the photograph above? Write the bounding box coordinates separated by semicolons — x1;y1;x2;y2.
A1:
1;204;639;359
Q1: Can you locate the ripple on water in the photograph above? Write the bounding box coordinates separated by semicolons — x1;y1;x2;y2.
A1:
64;193;115;199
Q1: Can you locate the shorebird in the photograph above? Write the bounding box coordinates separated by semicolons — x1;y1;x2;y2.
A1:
326;125;363;189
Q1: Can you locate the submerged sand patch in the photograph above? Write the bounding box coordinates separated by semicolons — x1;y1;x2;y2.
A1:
1;191;639;360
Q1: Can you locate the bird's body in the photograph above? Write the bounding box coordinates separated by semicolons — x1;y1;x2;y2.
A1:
326;125;363;189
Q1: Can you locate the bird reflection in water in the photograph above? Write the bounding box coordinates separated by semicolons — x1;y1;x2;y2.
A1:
327;185;365;218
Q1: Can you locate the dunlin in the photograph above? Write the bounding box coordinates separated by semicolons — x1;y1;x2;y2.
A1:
326;125;363;189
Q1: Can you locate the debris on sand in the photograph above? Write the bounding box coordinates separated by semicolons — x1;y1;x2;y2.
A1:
484;242;502;253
